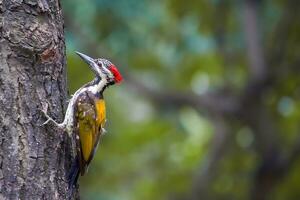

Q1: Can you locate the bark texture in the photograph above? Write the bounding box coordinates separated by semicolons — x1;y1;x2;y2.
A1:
0;1;75;199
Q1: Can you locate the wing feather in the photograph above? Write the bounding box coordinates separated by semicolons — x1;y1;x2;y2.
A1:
75;91;106;175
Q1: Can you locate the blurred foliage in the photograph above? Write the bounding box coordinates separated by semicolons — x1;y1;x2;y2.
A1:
62;0;300;199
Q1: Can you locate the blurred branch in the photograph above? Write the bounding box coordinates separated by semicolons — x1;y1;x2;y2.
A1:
125;73;237;116
243;0;267;81
240;0;279;152
241;1;300;200
241;1;281;200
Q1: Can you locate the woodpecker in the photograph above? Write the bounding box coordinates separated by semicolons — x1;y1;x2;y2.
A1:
41;52;122;188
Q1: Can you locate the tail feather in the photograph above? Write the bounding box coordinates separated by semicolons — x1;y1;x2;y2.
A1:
68;156;80;189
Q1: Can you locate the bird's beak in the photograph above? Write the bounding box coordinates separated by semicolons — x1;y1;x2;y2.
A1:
76;51;99;74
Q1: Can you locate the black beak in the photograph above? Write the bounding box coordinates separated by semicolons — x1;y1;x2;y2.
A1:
76;51;99;73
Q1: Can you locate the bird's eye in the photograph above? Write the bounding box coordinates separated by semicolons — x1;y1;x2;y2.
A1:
96;61;102;67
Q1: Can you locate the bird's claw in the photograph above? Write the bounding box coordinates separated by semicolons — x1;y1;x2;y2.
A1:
39;103;50;126
41;118;51;126
39;102;61;127
101;127;107;134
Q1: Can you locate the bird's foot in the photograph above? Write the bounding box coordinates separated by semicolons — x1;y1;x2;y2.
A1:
40;102;63;128
101;127;107;135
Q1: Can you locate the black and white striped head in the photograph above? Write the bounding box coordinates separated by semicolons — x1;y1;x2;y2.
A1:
76;52;122;84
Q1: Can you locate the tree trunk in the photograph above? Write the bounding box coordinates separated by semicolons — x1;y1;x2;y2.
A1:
0;1;76;199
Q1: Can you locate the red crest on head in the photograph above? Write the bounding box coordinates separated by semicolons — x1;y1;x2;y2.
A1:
109;64;123;83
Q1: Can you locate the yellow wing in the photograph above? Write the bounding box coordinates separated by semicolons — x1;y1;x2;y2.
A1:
75;92;106;175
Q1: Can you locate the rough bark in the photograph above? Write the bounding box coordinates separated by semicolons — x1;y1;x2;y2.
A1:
0;1;75;199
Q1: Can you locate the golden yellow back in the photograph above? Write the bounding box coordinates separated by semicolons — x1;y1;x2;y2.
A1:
75;92;106;175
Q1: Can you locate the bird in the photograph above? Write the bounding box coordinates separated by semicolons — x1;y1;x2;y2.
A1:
41;51;122;189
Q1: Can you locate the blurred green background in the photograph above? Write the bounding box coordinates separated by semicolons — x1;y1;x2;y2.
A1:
62;0;300;200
